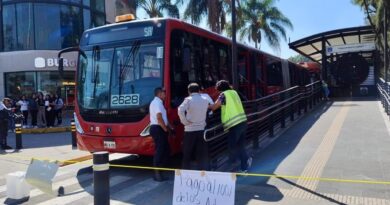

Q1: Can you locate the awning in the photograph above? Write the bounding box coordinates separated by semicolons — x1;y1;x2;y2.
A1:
289;26;375;64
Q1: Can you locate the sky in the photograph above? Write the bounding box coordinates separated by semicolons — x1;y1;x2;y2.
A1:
137;0;367;59
261;0;367;58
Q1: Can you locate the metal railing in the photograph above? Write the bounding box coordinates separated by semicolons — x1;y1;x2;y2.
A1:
378;78;390;115
205;81;324;170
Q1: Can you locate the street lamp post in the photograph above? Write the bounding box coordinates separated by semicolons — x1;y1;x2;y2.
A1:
231;0;238;89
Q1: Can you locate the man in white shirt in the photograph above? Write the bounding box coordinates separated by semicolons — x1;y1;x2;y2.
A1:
149;87;171;181
178;83;213;170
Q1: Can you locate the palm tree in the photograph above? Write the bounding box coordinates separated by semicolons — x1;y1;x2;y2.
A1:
353;0;389;45
237;0;293;50
353;0;389;78
180;0;228;34
139;0;180;18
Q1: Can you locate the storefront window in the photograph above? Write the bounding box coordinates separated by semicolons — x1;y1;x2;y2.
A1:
16;3;34;50
83;0;90;6
5;72;36;99
91;12;105;28
5;71;75;101
34;3;62;49
60;5;82;48
83;9;91;30
3;4;17;51
91;0;104;12
2;1;105;51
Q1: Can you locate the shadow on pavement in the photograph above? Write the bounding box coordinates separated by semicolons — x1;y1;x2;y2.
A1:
72;102;345;204
75;154;182;204
236;101;340;204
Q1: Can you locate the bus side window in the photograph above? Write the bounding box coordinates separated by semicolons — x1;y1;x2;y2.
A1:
170;30;189;107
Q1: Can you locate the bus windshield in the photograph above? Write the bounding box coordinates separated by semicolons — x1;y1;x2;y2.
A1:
77;41;164;110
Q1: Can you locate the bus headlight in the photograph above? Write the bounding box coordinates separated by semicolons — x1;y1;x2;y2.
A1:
140;124;150;137
73;112;84;134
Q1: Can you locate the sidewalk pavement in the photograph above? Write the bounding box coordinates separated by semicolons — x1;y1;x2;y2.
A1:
0;131;90;178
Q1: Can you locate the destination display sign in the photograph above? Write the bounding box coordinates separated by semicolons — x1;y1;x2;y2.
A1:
326;43;375;55
81;21;165;46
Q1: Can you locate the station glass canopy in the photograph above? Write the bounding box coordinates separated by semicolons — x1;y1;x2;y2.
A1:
289;26;375;64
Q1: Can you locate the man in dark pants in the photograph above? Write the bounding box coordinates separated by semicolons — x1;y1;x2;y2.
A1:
209;80;252;172
0;98;12;150
178;83;212;170
149;87;172;181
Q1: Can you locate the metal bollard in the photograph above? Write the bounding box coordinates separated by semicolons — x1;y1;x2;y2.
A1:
93;151;110;205
70;120;77;149
15;123;22;149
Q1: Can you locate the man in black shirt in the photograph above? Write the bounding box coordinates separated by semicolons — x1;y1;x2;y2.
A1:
0;98;12;150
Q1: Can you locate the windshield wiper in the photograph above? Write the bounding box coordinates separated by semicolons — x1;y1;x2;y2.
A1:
118;41;140;95
92;46;100;99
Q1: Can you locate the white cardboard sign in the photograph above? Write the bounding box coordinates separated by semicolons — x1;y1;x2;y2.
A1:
173;170;236;205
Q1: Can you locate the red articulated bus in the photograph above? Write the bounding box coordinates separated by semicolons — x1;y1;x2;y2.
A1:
61;16;319;155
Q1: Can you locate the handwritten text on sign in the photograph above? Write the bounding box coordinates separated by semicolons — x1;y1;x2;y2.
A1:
173;170;236;205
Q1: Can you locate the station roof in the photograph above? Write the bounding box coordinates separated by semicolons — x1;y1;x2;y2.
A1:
289;26;375;64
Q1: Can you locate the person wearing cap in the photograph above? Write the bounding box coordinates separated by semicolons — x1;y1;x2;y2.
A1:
178;83;213;170
0;98;13;150
209;80;252;172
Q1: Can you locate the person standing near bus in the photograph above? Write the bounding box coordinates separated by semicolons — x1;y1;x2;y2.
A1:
209;80;252;172
178;83;212;170
29;93;39;128
322;80;330;100
54;94;64;126
0;98;13;150
149;87;172;181
17;95;29;128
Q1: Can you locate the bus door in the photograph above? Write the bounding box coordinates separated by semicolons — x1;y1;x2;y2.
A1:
238;50;251;100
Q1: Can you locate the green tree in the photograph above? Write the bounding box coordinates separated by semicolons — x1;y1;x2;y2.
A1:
352;0;389;49
237;0;292;50
353;0;389;78
139;0;180;18
288;54;312;63
179;0;229;34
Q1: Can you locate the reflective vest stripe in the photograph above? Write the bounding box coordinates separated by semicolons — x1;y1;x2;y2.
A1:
223;113;247;130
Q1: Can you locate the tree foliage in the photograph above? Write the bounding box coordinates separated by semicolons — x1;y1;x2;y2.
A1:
236;0;293;50
288;54;312;63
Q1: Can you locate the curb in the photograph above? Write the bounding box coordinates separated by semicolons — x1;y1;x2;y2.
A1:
21;126;71;134
60;154;93;167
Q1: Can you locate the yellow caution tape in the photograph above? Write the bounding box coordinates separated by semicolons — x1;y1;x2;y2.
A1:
4;154;390;185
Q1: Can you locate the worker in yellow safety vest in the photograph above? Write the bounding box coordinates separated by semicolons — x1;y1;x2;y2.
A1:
209;80;252;172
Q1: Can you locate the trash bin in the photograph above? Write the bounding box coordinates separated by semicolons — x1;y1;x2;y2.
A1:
6;171;31;200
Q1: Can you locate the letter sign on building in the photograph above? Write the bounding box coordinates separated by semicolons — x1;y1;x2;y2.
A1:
34;57;76;69
34;57;46;68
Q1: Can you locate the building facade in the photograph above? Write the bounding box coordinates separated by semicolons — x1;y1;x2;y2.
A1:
0;0;115;105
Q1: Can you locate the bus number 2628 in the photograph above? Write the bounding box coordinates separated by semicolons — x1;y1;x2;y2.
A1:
111;94;140;106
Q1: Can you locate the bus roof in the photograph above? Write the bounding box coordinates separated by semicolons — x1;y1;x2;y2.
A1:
84;17;286;61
